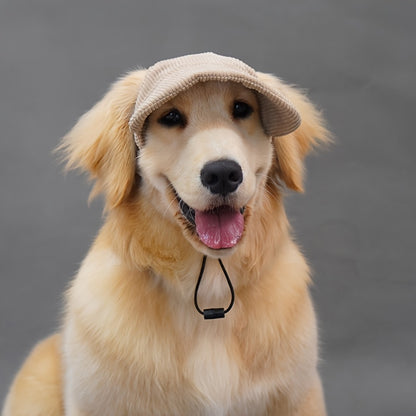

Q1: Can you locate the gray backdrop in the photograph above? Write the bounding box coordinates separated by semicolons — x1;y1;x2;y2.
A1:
1;1;415;414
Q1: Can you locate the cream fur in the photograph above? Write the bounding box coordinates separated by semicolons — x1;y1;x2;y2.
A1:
2;69;330;416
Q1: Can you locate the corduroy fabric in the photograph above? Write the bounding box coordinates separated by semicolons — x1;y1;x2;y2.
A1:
129;53;301;146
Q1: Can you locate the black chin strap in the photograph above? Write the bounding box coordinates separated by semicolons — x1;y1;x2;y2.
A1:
194;255;235;320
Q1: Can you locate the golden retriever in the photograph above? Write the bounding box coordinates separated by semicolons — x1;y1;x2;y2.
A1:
2;54;329;415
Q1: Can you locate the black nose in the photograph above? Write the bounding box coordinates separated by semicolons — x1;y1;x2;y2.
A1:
200;159;243;196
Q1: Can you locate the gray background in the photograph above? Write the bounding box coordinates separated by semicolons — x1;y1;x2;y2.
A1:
1;0;415;414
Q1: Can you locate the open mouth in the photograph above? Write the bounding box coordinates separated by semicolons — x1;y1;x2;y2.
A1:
176;194;245;250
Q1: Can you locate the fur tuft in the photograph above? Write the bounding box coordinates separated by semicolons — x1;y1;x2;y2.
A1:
258;73;331;192
56;70;146;209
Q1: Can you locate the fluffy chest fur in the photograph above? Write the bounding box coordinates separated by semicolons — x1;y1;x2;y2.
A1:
63;236;317;415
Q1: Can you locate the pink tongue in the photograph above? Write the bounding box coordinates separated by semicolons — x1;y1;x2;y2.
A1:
195;206;244;249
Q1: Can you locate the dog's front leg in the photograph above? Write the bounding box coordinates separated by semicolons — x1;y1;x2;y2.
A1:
293;375;326;416
65;405;90;416
267;374;326;416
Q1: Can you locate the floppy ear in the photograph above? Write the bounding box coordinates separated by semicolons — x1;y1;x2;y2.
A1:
257;73;330;192
57;70;146;208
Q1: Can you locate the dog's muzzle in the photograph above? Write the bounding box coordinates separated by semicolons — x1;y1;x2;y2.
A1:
174;159;245;250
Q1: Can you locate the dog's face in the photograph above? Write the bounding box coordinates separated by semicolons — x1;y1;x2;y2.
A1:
139;81;273;254
60;69;328;258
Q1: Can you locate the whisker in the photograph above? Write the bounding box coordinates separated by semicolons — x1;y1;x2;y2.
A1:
162;184;177;218
162;197;177;218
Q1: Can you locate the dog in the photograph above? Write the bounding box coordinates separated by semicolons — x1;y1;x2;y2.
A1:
2;53;329;415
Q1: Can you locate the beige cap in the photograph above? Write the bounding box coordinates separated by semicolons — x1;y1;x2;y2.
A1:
129;53;301;145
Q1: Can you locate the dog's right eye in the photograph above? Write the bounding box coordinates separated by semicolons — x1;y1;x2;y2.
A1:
232;101;253;120
158;109;186;128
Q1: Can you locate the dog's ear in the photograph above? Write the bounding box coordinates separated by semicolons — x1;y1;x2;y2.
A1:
57;70;146;208
257;73;330;192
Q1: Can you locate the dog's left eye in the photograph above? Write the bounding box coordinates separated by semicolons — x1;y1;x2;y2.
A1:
158;109;186;128
232;101;253;120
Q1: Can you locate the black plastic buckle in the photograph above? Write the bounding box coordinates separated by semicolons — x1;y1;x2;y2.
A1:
203;308;225;320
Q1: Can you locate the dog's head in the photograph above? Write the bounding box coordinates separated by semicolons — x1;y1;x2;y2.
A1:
59;54;329;257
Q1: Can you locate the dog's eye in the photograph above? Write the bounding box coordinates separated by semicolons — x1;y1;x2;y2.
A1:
232;101;253;120
158;109;186;128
